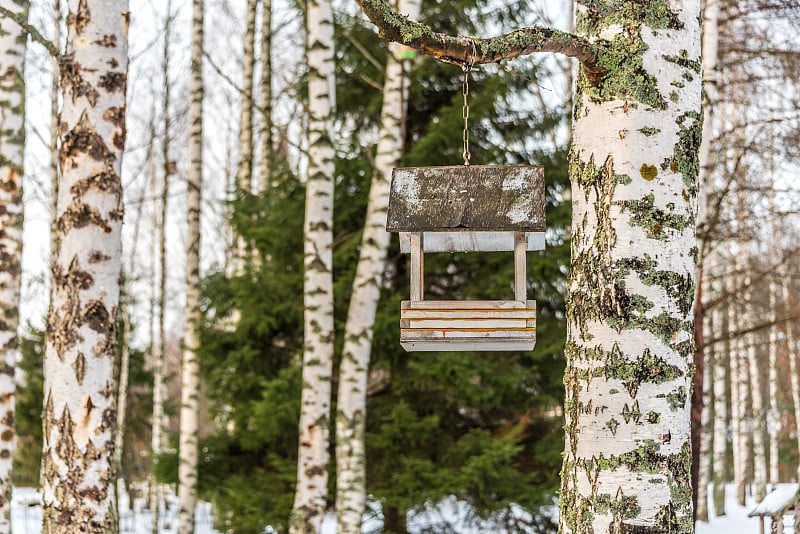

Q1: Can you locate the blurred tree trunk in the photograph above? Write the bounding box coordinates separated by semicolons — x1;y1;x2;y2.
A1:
0;0;28;529
784;276;800;481
49;0;61;264
692;0;720;514
290;0;336;528
234;0;257;269
257;0;273;191
334;1;420;531
151;3;172;528
712;296;728;515
177;0;204;531
747;272;767;502
696;308;713;521
729;268;748;506
41;0;129;531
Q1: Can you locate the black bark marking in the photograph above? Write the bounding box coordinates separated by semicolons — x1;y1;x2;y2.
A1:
49;257;93;358
72;352;87;385
97;71;125;93
61;112;113;165
88;250;111;263
94;34;117;47
82;300;111;335
59;58;99;106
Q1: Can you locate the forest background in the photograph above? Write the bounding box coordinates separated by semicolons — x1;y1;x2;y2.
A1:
5;0;800;532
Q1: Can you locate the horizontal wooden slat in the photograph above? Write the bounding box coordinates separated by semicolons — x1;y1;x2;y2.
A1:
400;328;536;352
401;328;536;337
402;319;529;329
397;231;546;253
401;309;536;320
402;300;535;310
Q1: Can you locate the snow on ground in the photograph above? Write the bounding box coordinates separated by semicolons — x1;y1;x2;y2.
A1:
696;484;796;534
10;483;797;532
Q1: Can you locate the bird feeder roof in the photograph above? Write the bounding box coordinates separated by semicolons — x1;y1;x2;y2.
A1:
386;165;546;232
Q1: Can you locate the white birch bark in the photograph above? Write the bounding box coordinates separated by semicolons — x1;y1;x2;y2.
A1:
767;184;780;486
50;0;61;263
0;1;27;528
748;322;767;500
783;276;800;481
712;296;727;515
289;0;336;528
334;0;420;531
696;309;713;521
234;0;257;268
693;0;719;513
257;0;272;192
560;1;701;529
41;1;129;531
729;268;748;506
177;0;203;531
151;5;172;529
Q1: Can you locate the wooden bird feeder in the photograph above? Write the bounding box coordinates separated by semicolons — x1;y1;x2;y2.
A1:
386;165;546;352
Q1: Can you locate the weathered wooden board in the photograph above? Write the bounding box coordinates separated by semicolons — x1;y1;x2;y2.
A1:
398;231;546;252
399;299;537;352
401;300;534;309
387;165;546;232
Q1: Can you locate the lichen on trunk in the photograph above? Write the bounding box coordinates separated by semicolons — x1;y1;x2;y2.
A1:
559;1;701;530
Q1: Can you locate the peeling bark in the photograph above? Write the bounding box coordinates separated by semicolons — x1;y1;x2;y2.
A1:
334;0;420;531
289;0;336;528
0;0;27;529
41;1;129;532
559;1;701;530
176;0;203;532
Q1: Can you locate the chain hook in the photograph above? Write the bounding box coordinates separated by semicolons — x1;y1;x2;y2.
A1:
461;39;477;166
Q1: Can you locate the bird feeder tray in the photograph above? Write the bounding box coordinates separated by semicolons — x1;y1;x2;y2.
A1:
387;165;545;352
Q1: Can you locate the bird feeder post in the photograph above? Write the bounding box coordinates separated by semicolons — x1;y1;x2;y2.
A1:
410;232;424;302
514;231;527;303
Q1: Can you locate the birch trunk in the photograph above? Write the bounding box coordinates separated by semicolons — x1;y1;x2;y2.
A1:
257;0;272;192
41;1;129;531
234;0;257;268
0;0;27;528
334;0;420;531
692;0;719;511
177;0;204;531
729;270;748;506
560;1;701;529
767;274;779;485
747;289;767;501
712;296;727;515
50;0;61;263
696;308;713;521
152;5;172;528
783;276;800;481
289;0;336;528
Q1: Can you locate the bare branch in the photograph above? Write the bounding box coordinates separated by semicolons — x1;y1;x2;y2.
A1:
0;7;60;57
353;0;603;74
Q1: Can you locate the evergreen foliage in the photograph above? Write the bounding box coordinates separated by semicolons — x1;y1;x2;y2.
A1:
196;2;570;532
14;327;45;487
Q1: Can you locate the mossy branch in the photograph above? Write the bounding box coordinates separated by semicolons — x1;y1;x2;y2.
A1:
355;0;605;76
0;7;60;58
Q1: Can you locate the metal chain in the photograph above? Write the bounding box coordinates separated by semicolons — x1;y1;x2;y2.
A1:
462;66;471;166
461;39;477;166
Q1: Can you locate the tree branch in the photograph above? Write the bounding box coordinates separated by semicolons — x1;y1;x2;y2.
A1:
354;0;604;75
0;7;60;58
